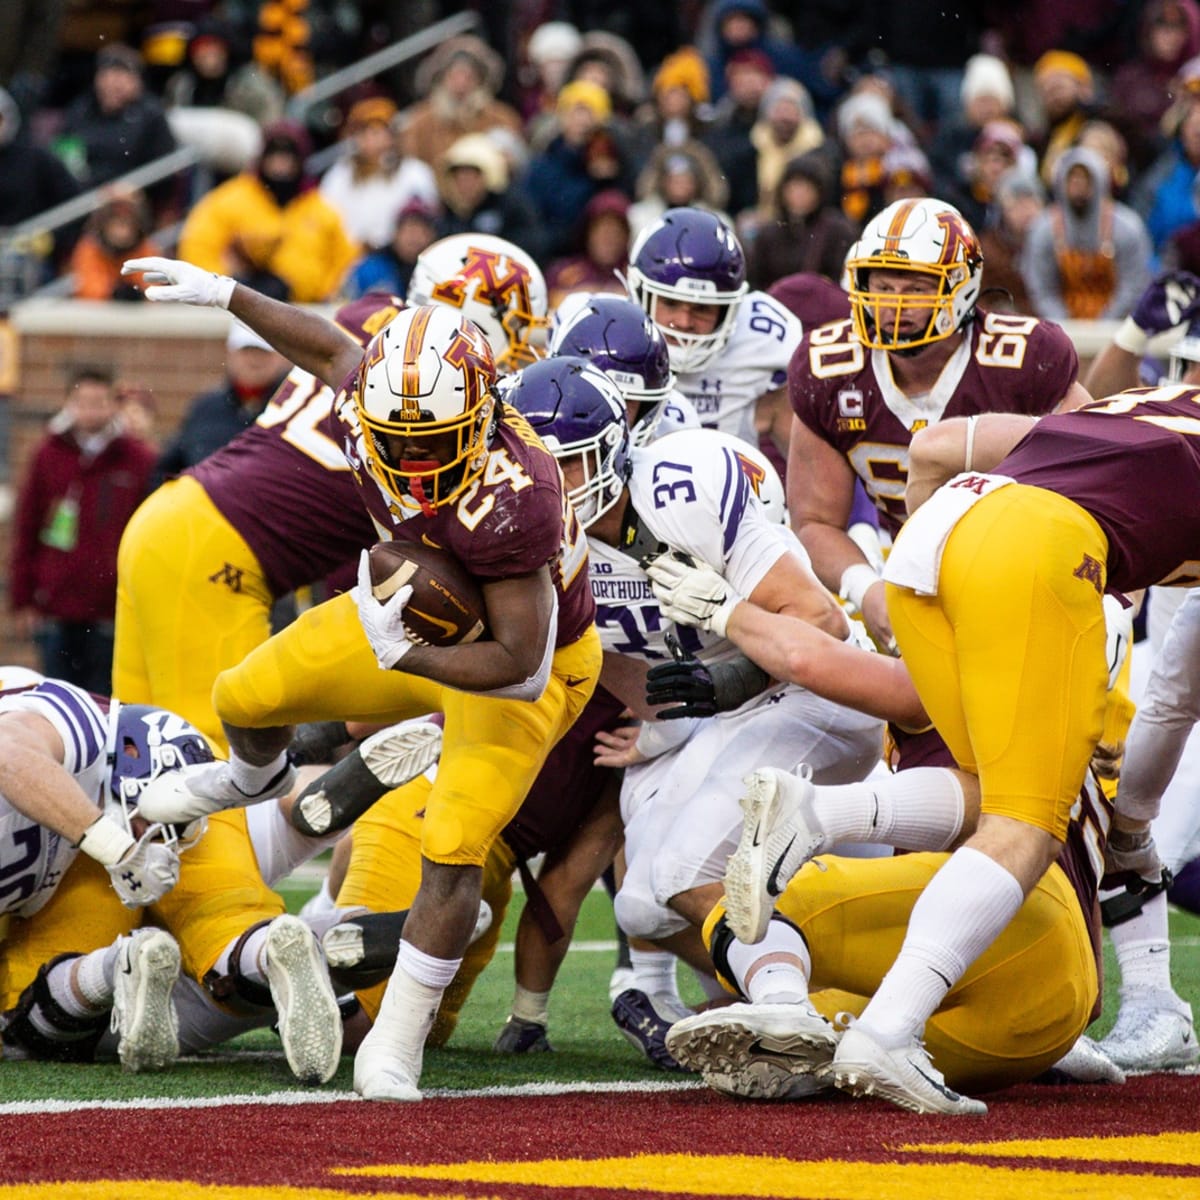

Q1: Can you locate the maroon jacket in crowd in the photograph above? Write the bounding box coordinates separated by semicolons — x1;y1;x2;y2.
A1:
10;427;156;623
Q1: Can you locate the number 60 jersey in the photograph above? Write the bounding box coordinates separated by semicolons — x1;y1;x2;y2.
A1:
789;310;1078;537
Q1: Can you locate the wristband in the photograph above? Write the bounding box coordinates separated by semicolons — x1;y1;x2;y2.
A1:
511;984;551;1025
636;717;698;758
709;656;773;711
838;562;881;615
76;813;136;867
1112;316;1150;357
215;276;237;309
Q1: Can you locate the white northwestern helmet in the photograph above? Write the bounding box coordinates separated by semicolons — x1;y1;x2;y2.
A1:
845;197;983;351
407;233;548;373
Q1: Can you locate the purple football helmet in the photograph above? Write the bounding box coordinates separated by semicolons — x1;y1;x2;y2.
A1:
548;296;677;446
501;356;631;527
626;207;749;373
107;703;214;846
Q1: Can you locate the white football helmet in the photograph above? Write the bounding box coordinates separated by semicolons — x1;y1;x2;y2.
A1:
845;197;983;351
356;304;498;514
407;233;548;373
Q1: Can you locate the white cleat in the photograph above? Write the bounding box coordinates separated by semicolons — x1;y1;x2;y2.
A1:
1043;1034;1125;1084
138;759;297;823
831;1024;987;1115
112;928;181;1073
725;765;824;944
264;914;343;1084
1098;998;1200;1073
353;1027;423;1102
665;1001;838;1100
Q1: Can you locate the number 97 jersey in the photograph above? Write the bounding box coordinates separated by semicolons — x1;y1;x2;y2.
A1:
789;309;1078;537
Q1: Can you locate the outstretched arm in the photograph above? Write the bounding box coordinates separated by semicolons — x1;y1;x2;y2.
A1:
122;256;362;390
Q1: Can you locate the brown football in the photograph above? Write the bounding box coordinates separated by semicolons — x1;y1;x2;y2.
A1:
367;540;489;647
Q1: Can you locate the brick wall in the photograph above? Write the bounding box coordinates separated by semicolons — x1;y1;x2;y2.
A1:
1;301;241;664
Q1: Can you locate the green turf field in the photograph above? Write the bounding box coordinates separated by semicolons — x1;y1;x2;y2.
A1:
4;878;1199;1104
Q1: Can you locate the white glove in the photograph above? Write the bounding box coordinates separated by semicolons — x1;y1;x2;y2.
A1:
121;256;236;308
354;549;414;669
107;834;181;908
1102;592;1134;691
643;551;741;638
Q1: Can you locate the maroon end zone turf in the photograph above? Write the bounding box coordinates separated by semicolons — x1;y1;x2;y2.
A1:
3;1077;1200;1196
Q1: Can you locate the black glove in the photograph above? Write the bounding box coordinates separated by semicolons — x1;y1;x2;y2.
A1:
645;633;771;719
646;632;718;718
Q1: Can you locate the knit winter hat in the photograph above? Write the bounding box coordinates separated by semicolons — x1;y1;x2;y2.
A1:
653;47;710;104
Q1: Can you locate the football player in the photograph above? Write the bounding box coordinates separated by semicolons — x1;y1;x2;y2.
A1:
787;196;1091;652
0;680;347;1082
627;207;802;455
505;357;883;1063
114;233;549;752
709;382;1200;1114
119;257;602;1103
665;761;1116;1105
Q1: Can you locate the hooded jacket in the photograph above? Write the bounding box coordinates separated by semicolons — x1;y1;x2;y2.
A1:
1022;146;1152;320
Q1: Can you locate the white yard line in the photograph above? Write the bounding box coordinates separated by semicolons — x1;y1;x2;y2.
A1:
0;1077;704;1116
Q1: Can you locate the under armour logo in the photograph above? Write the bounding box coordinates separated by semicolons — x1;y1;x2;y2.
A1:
209;563;244;593
1073;554;1104;595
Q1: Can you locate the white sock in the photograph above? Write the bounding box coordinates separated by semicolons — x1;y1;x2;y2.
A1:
858;846;1025;1048
212;924;273;987
629;947;680;1001
230;751;289;796
397;938;461;990
511;983;550;1025
722;917;812;1005
812;768;965;851
1108;888;1175;999
49;946;119;1016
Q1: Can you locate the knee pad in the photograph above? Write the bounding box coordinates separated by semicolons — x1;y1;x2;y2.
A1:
613;886;687;942
1;954;108;1062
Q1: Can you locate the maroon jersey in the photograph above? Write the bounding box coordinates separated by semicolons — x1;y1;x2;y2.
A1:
768;272;852;328
997;385;1200;592
894;723;1107;1007
327;394;594;646
502;685;624;860
188;369;376;597
790;311;1077;536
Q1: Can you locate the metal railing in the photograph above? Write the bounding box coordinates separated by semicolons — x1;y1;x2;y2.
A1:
1;11;482;306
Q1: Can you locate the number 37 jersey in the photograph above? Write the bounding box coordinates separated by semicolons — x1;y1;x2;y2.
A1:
588;429;802;665
789;310;1077;536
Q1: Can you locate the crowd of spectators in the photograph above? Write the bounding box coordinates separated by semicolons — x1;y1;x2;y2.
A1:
3;1;1200;324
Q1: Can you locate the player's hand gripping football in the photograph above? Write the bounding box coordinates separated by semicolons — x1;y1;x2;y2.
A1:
643;551;740;638
354;549;414;669
121;256;236;308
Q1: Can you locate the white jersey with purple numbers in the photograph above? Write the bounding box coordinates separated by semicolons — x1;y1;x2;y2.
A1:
587;428;799;667
673;290;801;446
0;676;109;918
